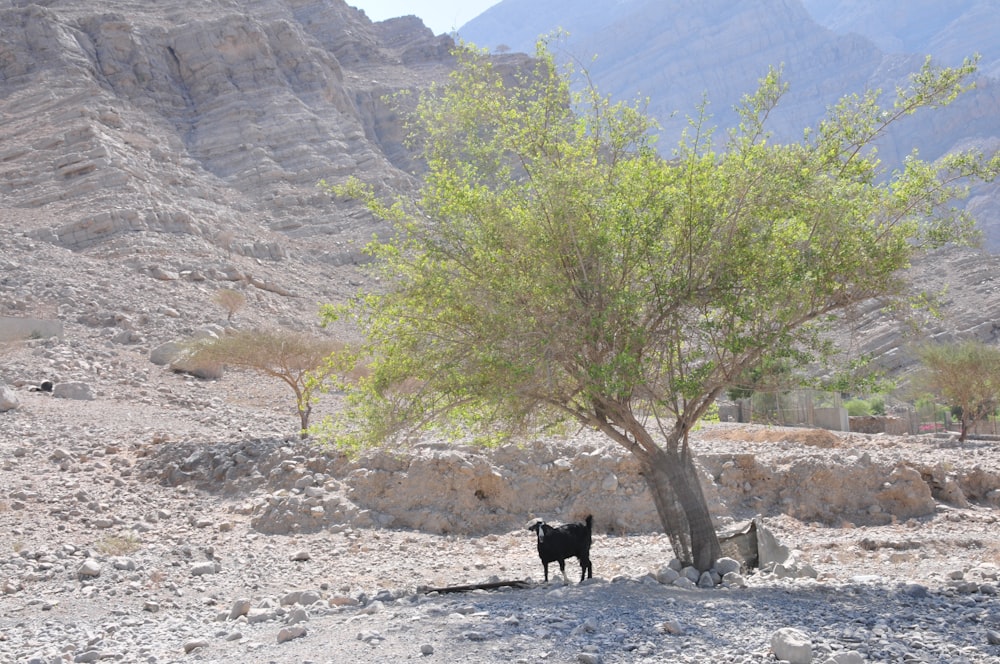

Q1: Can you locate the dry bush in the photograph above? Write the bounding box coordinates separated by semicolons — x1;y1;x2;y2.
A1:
212;288;247;322
187;328;348;438
96;533;141;556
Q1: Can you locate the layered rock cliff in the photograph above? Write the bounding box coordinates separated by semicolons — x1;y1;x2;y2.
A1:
0;0;456;263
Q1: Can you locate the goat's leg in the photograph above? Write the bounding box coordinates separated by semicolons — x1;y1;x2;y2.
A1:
542;561;549;582
557;559;568;582
579;556;592;581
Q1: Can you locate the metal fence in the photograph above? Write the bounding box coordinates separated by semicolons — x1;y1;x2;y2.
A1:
719;390;998;436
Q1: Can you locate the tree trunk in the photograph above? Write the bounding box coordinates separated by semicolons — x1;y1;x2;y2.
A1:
641;444;722;571
298;403;311;439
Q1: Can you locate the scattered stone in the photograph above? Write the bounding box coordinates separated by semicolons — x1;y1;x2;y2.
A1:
0;385;19;412
77;559;102;579
190;561;221;576
183;639;209;654
228;598;251;620
771;627;812;664
277;625;307;643
821;651;864;664
52;382;94;400
901;583;929;598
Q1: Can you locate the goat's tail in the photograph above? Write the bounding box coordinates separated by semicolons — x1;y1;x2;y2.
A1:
585;514;593;531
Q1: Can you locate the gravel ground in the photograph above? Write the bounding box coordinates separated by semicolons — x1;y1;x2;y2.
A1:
2;338;1000;664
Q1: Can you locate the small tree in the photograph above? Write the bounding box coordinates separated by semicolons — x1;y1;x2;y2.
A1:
322;42;998;570
213;288;247;323
914;340;1000;441
188;329;343;438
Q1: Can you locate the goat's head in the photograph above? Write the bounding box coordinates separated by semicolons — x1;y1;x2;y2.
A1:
527;518;544;534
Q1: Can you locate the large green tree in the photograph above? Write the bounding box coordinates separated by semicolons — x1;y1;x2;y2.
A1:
915;340;1000;441
322;43;998;570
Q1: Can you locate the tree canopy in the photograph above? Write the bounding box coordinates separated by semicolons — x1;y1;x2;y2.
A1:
915;340;1000;441
321;41;998;569
188;328;343;439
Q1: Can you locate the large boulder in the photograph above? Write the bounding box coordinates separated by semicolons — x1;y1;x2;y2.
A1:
0;384;19;412
52;382;94;401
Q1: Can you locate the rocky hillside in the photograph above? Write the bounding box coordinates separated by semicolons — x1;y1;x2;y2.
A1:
0;0;470;329
0;0;522;358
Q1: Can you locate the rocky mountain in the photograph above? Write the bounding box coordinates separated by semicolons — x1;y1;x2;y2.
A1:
459;0;1000;250
802;0;1000;77
0;0;532;357
0;0;998;394
1;0;456;264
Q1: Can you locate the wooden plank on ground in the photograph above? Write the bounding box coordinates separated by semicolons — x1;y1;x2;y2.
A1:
418;580;531;594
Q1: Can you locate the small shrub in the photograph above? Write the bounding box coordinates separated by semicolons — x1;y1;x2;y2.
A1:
213;288;247;323
95;533;141;556
845;398;872;417
870;396;886;416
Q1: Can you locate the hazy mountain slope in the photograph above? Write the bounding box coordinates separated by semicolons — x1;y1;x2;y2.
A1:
458;0;1000;249
802;0;1000;77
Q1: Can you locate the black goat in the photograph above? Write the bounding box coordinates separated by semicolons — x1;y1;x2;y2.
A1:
527;514;593;582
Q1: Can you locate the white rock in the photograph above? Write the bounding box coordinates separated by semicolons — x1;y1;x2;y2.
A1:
821;651;864;664
0;384;19;411
655;566;680;584
77;559;102;578
681;565;700;582
714;557;741;576
672;576;696;589
52;382;94;400
723;571;747;588
771;627;812;664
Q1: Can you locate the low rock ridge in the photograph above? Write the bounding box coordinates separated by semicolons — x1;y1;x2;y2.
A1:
136;429;1000;536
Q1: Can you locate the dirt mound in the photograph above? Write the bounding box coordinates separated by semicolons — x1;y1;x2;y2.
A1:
711;425;842;448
